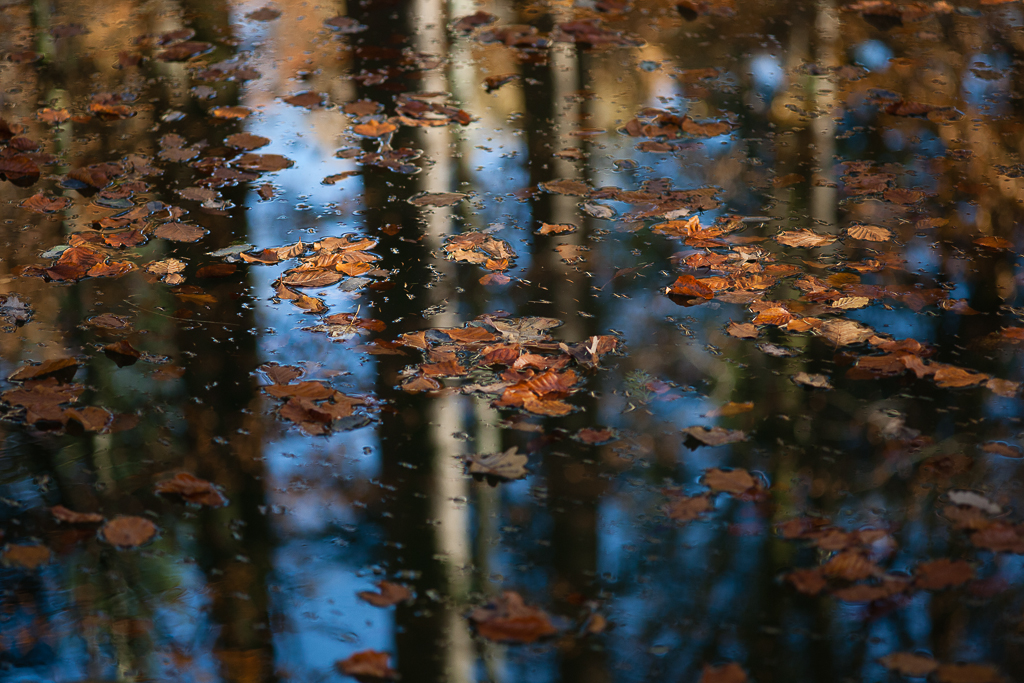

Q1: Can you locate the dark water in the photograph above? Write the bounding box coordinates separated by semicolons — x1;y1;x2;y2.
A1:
0;0;1023;681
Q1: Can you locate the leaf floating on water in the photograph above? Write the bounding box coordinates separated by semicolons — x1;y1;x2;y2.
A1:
934;663;1005;683
100;516;158;548
702;467;760;495
725;322;758;339
469;591;558;643
466;447;528;483
155;222;207;243
815;319;875;346
913;558;974;591
775;229;835;248
682;426;747;447
698;662;747;683
791;372;832;389
3;544;52;570
20;193;70;214
352;119;397;137
9;358;80;382
50;505;104;524
665;493;714;522
703;401;754;417
357;581;414;607
879;653;939;678
845;225;892;242
336;650;397;680
408;191;467;207
155;472;228;507
225;132;270;150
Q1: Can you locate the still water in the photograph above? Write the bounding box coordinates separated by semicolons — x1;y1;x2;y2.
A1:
0;0;1023;681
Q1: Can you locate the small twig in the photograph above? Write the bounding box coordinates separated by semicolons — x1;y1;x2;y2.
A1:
125;301;242;327
341;304;362;337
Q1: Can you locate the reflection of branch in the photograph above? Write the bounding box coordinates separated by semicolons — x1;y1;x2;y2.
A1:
126;301;242;327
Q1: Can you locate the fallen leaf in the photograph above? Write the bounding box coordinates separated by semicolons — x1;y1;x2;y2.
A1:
50;505;104;524
846;225;892;242
699;663;747;683
665;493;714;522
100;516;158;548
357;581;414;607
3;544;51;570
934;663;1004;683
155;472;228;507
914;558;973;590
775;229;835;248
683;426;747;446
726;322;759;339
469;591;558;643
408;192;467;207
336;650;397;680
155;222;207;242
703;467;758;495
792;372;832;389
465;447;528;482
879;653;939;678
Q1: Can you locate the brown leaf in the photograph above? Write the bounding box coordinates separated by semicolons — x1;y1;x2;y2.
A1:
932;364;988;388
469;591;558;643
234;153;294;172
10;358;79;382
576;427;615;444
703;401;754;417
3;544;51;570
280;271;344;288
879;653;939;677
725;322;759;339
934;663;1004;683
913;558;973;591
786;568;827;595
822;551;880;581
981;441;1022;458
358;581;414;607
225;132;270;150
20;193;70;213
104;340;142;367
791;372;832;389
667;274;714;299
155;222;207;243
816;319;875;346
260;363;304;385
353;119;397;137
263;381;335;400
539;179;590;196
324;15;367;32
157;41;213;61
64;406;113;432
973;236;1013;251
50;505;104;524
336;650;396;680
775;229;835;248
665;493;714;522
408;192;467;207
699;663;747;683
846;225;892;242
247;5;281;20
703;467;757;495
100;516;158;548
211;106;252;119
155;472;228;507
284;91;326;108
683;426;747;446
38;107;70;124
466;447;528;482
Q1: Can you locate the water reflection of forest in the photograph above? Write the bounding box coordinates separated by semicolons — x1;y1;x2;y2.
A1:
0;0;1022;681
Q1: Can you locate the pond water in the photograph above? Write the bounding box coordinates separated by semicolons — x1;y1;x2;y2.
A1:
0;0;1023;681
